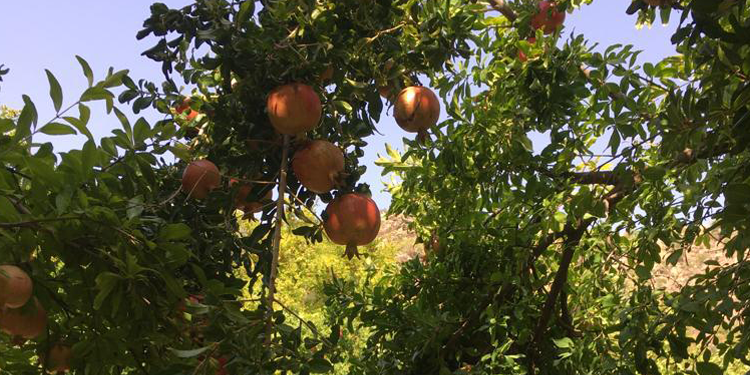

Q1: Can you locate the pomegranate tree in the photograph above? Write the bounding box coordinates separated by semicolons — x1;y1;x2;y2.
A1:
292;140;345;194
267;83;322;134
530;1;565;35
181;160;221;199
393;86;440;141
324;193;381;259
0;264;32;308
0;297;47;339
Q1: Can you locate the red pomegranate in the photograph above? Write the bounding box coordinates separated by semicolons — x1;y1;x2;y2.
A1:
0;265;33;308
518;37;537;62
319;66;334;82
292;140;345;194
175;98;199;122
229;179;272;213
43;343;72;373
378;85;393;100
267;83;322;135
182;160;221;199
393;86;440;140
0;297;47;339
324;193;381;259
530;1;565;35
216;356;229;375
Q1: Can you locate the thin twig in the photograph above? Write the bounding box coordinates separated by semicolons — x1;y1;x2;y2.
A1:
273;298;333;347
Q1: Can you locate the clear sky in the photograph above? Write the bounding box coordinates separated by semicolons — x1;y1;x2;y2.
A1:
0;1;679;209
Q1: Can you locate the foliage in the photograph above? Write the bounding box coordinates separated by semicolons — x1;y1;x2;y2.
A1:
1;0;749;374
237;216;403;374
332;0;750;374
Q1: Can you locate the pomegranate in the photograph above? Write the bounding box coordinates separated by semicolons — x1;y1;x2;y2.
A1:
319;66;334;82
518;37;537;62
229;179;272;213
216;356;229;375
292;140;345;194
393;86;440;140
530;1;565;35
0;265;33;308
43;343;72;373
267;83;322;135
378;85;394;100
324;193;381;259
182;160;221;199
0;297;47;339
175;98;199;122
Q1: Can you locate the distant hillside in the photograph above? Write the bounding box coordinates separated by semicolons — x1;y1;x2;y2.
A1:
377;214;425;263
377;214;736;292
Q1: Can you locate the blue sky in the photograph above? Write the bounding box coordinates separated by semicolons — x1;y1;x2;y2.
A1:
0;1;679;209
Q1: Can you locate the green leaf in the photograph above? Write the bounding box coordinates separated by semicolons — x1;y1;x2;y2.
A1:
102;69;129;88
635;265;651;279
553;337;574;349
113;107;133;146
385;143;400;161
659;6;671;25
25;156;60;187
69;104;94;141
133;117;151;144
94;272;121;310
309;358;334;373
45;70;64;113
161;273;186;298
170;143;192;162
724;183;750;205
0;118;13;133
516;134;533;152
82;140;98;177
333;100;353;113
13;96;37;142
75;55;94;86
39;123;77;136
236;1;255;27
696;362;722;375
643;166;666;180
168;345;212;359
159;223;192;241
22;95;39;129
609;130;621;154
0;196;20;222
554;211;567;224
80;86;112;102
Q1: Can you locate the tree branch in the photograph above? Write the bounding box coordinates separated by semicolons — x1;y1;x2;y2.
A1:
265;134;290;344
529;217;593;358
0;216;86;229
566;171;619;186
488;0;517;22
4;166;32;180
